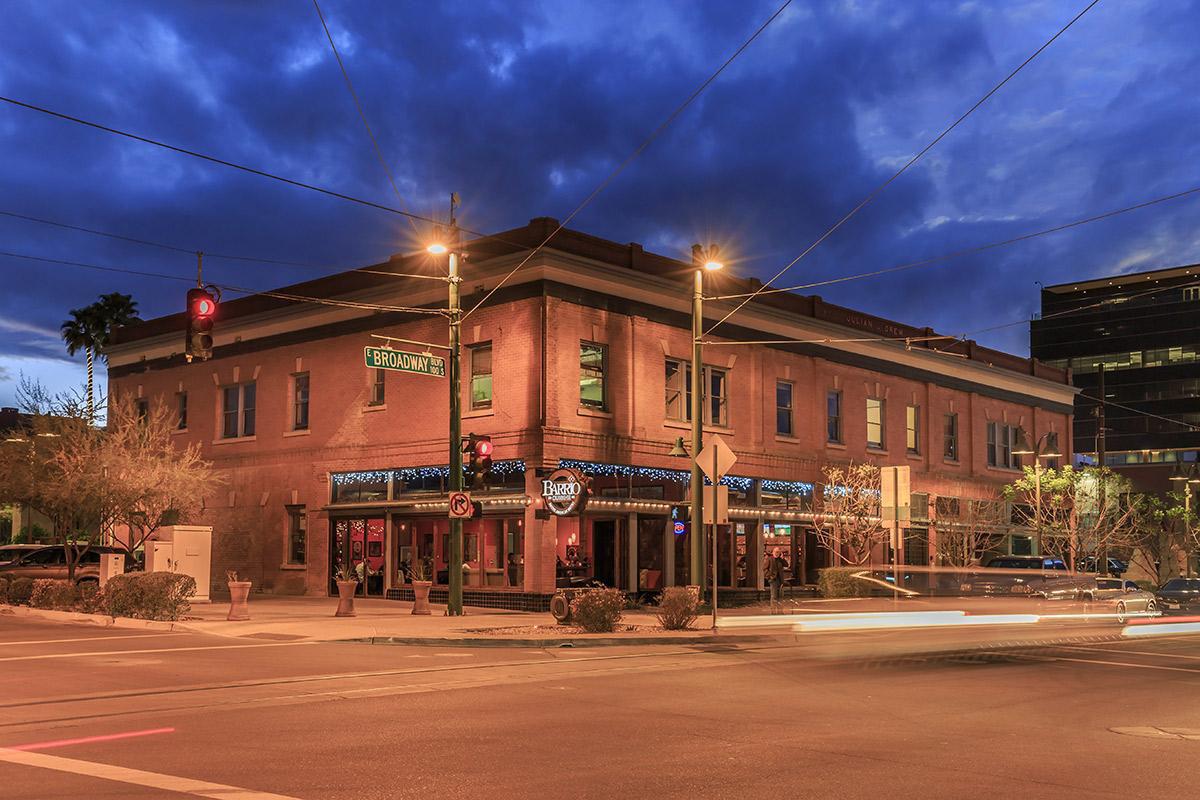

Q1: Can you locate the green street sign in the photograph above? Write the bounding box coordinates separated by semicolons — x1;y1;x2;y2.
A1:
364;346;446;377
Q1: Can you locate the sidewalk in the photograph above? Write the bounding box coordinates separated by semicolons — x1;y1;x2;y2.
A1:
179;595;739;646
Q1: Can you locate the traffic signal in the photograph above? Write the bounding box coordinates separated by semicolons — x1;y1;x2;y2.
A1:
463;433;493;488
186;287;217;362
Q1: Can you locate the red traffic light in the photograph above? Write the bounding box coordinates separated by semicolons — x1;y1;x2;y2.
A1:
195;297;215;316
475;438;493;457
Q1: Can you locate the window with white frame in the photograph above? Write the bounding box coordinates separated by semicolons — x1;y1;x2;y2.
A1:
292;373;309;431
176;391;188;430
776;381;794;436
943;413;958;460
369;369;385;406
906;405;920;454
285;505;306;565
222;382;256;439
986;422;1023;469
866;397;885;449
470;343;492;410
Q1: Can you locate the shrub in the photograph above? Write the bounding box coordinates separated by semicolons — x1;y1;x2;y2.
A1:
655;586;700;630
818;567;875;598
30;579;79;611
78;581;104;613
571;586;625;633
7;576;35;605
0;575;9;604
102;571;197;621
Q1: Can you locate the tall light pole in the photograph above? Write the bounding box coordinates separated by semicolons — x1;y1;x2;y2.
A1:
1169;462;1199;579
1013;430;1062;560
690;244;722;588
428;194;465;616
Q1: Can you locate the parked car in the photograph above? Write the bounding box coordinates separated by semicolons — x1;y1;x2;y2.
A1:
1036;576;1158;622
0;544;44;565
1078;556;1129;577
959;555;1068;595
0;545;131;587
1154;578;1200;616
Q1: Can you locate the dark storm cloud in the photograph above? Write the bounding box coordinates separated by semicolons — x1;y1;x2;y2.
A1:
1;0;1198;404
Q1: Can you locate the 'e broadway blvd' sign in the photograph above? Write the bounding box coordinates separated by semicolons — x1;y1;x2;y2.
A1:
364;346;445;377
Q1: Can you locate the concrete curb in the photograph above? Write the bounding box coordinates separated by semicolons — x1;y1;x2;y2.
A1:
336;633;772;648
0;604;185;631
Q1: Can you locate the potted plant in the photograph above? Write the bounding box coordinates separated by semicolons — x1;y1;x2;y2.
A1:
334;563;358;617
410;557;432;616
226;569;252;621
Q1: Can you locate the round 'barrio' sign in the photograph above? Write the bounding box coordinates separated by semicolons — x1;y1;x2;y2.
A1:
540;468;590;516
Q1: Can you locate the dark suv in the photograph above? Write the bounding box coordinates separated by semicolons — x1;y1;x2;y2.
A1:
0;545;131;587
1155;578;1200;616
960;555;1068;595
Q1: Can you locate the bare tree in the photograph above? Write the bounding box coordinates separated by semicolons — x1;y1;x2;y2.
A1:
934;496;1008;567
814;462;887;566
1005;465;1140;569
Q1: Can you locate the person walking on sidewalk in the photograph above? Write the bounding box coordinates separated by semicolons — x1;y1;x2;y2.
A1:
766;548;786;614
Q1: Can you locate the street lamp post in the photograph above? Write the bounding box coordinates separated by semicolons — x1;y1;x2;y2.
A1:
1169;462;1199;579
1012;430;1062;562
690;244;722;590
428;194;465;616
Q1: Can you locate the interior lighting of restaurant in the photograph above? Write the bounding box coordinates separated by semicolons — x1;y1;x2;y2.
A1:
411;497;531;511
331;460;526;485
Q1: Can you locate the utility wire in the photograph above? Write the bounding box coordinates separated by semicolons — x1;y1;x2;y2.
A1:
312;0;420;237
1076;390;1200;432
705;0;1102;335
0;249;447;316
0;94;510;242
0;208;442;282
459;0;795;322
709;184;1200;301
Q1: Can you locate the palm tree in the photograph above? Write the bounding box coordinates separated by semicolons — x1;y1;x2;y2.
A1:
61;293;140;423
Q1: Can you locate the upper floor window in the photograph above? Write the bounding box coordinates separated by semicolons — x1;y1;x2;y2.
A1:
222;382;256;439
369;369;385;406
943;413;958;461
580;342;607;409
470;343;493;411
135;398;149;422
1185;287;1200;301
906;405;920;454
292;373;310;431
665;358;690;421
176;392;188;430
826;390;842;444
866;397;885;449
707;366;728;427
986;422;1022;469
776;381;794;436
285;505;306;566
663;358;727;426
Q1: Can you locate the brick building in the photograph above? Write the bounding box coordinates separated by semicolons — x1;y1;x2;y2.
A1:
106;218;1074;608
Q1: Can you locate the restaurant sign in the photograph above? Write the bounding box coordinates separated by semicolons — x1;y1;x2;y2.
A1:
540;467;590;516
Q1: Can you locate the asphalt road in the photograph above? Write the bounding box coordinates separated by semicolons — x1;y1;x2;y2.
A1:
2;617;1199;799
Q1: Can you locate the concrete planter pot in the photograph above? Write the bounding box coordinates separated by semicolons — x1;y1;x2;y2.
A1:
411;580;433;615
226;581;252;621
334;580;358;617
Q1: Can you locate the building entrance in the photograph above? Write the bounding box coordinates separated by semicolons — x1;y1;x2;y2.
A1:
330;517;386;596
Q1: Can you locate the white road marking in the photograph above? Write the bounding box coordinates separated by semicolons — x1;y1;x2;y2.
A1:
1012;652;1200;674
1060;644;1200;661
0;747;303;799
0;633;180;647
0;641;318;663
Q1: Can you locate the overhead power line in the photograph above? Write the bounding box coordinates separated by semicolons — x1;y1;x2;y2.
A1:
0;94;505;242
705;0;1103;336
1076;391;1200;433
709;183;1200;301
0;248;446;316
0;208;442;281
459;0;795;322
311;0;420;236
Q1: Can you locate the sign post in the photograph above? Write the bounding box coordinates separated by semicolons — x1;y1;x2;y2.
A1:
697;434;737;631
880;465;911;603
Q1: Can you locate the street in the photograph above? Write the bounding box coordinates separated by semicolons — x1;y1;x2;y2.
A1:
3;618;1199;799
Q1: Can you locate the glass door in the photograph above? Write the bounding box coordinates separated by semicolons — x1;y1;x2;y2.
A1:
329;517;386;596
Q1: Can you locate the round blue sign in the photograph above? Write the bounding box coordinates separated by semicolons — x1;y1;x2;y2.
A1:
673;521;687;536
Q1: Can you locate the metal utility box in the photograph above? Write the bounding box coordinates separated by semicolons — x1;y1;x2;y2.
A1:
98;552;125;587
143;525;213;603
